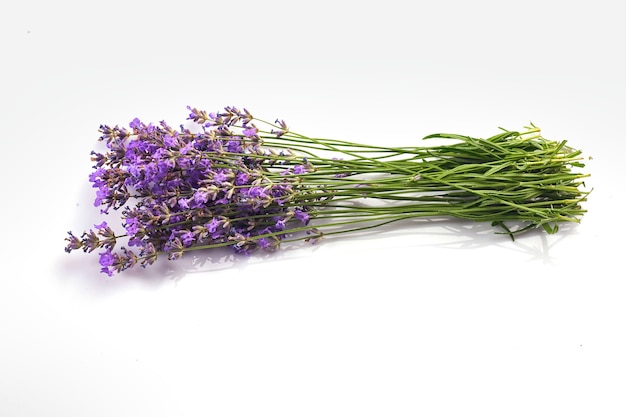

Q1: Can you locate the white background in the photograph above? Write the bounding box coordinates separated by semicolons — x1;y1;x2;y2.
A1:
2;1;625;416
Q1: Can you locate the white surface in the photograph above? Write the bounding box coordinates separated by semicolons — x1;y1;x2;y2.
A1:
1;1;624;416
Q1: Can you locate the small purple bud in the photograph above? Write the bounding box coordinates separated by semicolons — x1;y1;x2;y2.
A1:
129;117;142;130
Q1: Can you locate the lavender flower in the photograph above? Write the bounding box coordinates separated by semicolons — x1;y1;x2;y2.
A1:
65;106;590;276
99;249;116;276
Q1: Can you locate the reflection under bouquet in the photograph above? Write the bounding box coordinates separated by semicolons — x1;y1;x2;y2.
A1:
65;106;590;275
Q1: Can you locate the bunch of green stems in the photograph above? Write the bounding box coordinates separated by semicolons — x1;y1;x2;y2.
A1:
232;121;589;243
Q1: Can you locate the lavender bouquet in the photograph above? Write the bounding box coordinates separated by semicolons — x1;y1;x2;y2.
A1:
65;106;589;276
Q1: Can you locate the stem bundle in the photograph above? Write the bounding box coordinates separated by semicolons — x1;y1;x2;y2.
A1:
267;124;588;238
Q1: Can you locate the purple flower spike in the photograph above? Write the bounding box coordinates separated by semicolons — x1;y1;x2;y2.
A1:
66;105;322;275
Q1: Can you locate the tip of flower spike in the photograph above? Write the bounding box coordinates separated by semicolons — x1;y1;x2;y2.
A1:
64;231;83;253
271;119;289;137
186;106;211;124
129;118;142;130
